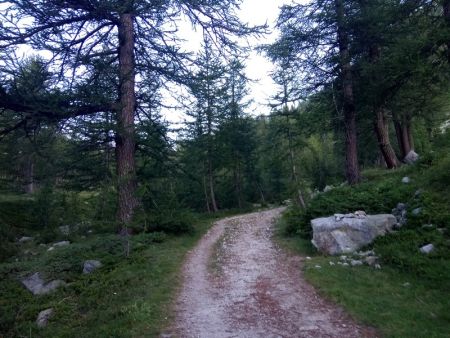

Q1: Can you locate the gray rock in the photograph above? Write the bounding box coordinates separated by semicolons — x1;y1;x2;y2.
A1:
350;259;363;266
412;208;422;216
342;262;349;266
83;260;102;274
357;250;375;257
397;203;407;211
437;228;447;234
53;241;70;247
21;272;66;295
374;264;381;269
329;261;335;266
36;308;54;328
364;256;378;266
314;265;322;269
402;282;411;287
419;243;434;254
324;185;333;192
402;176;411;184
47;246;55;252
59;225;70;236
311;213;397;255
19;236;33;243
404;150;419;164
414;189;423;198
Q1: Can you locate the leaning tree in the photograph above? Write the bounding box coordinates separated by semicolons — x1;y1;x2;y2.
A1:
0;0;261;226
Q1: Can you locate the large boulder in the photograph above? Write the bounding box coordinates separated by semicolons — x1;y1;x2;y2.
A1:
21;272;66;295
311;213;397;255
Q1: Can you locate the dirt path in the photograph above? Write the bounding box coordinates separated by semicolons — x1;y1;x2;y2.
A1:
169;208;376;338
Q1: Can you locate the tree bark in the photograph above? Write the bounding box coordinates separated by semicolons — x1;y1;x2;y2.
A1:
374;108;400;168
208;158;218;212
393;113;413;159
116;12;139;225
335;0;360;184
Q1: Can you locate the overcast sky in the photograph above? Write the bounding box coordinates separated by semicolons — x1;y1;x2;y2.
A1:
164;0;293;126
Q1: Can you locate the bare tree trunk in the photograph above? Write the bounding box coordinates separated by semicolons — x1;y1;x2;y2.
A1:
374;108;400;168
256;182;266;205
208;159;218;213
335;0;360;184
116;12;139;225
393;113;413;159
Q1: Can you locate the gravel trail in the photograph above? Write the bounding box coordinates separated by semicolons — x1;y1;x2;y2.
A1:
170;208;377;338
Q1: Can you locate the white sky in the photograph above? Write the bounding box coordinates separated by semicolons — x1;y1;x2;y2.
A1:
164;0;293;126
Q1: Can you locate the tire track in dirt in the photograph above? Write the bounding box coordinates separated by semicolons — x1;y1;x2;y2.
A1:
169;208;377;338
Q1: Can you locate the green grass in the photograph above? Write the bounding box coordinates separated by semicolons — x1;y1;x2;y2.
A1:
0;219;213;338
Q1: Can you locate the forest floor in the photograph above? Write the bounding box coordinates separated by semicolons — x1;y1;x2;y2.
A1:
165;208;377;338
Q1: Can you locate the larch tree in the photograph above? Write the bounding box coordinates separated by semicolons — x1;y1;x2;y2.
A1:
0;0;261;225
265;0;361;184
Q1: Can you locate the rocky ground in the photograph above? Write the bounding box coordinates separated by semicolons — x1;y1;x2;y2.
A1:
167;208;377;338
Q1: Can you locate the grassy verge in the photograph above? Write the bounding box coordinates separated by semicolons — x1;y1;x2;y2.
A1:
0;218;214;338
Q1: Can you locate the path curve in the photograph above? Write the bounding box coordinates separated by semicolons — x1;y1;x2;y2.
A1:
170;208;376;337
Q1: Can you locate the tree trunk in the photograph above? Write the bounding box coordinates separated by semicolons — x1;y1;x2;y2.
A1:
335;0;360;184
208;158;218;213
203;173;211;214
374;108;400;168
393;113;413;159
116;13;139;225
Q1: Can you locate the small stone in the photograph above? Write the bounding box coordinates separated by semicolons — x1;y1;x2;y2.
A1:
422;224;434;229
437;228;446;234
402;282;411;287
83;260;102;274
36;308;54;328
402;177;410;184
364;256;378;266
53;241;70;247
374;264;381;269
19;236;33;243
340;255;347;261
404;150;419;164
342;262;349;266
324;185;333;192
21;273;66;295
305;256;312;260
414;189;423;198
59;225;70;236
47;247;55;252
329;261;335;266
350;259;363;266
412;208;422;216
337;261;343;265
419;244;434;254
315;265;322;269
397;203;407;211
